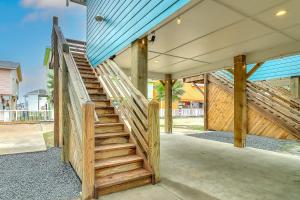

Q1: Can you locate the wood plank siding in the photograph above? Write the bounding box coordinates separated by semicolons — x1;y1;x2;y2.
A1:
0;69;13;95
86;0;190;66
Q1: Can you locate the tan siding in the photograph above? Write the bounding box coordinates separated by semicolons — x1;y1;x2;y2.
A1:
0;69;12;95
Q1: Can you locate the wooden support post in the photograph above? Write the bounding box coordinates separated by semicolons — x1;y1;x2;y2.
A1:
290;76;300;99
148;99;160;184
61;59;70;162
131;36;148;97
204;74;208;131
82;102;95;200
164;74;173;133
53;16;60;147
234;55;247;148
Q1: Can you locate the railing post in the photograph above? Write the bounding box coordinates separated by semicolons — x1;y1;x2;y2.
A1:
82;101;95;200
148;99;160;183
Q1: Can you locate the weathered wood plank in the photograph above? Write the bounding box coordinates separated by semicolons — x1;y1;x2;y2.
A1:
82;102;95;200
234;55;247;148
165;74;173;134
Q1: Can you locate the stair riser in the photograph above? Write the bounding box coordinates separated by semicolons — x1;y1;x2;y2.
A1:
96;109;115;115
95;124;123;134
97;177;152;195
88;88;103;94
98;116;119;123
90;94;107;100
95;162;143;178
78;67;92;71
85;82;100;88
95;136;129;145
95;148;136;160
94;101;111;107
82;75;96;79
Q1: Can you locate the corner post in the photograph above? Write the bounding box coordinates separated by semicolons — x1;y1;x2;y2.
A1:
148;99;160;183
131;36;148;97
164;74;173;133
204;74;208;130
53;16;60;147
234;55;247;148
82;102;95;200
290;76;300;99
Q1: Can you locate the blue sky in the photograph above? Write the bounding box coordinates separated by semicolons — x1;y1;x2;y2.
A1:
0;0;86;102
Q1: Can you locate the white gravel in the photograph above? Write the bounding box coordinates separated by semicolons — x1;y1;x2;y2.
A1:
0;148;81;200
189;131;300;155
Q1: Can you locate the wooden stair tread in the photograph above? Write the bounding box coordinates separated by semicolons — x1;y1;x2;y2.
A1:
95;122;123;127
95;132;129;139
95;155;142;169
96;169;151;188
96;106;114;109
95;143;135;152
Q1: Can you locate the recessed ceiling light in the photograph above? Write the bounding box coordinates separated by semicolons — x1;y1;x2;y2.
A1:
176;16;182;25
275;10;287;17
154;60;159;63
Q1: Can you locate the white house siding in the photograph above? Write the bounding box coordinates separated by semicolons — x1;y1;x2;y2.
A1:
0;69;12;95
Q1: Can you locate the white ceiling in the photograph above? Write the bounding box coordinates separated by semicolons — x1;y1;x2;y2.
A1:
114;0;300;79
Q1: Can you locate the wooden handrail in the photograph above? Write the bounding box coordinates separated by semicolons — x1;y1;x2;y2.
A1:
96;60;160;179
51;18;96;199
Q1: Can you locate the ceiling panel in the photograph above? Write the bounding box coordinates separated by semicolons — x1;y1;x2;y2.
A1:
283;24;300;40
255;0;300;29
194;32;293;64
149;0;244;53
114;48;159;68
168;18;274;59
151;59;205;74
217;0;286;16
148;55;185;71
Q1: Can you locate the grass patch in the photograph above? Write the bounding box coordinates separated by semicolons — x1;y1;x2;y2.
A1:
43;131;54;148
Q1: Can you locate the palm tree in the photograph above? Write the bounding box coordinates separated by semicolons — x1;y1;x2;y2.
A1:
155;80;185;102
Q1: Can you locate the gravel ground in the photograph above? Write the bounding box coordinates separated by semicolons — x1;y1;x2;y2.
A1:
0;148;81;200
188;131;300;155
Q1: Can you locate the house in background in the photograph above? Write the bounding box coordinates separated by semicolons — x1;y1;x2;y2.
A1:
0;61;22;110
24;89;49;111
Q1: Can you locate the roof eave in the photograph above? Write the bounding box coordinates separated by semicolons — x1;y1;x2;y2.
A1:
70;0;86;6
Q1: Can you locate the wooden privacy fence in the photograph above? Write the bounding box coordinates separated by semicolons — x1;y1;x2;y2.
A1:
159;108;204;118
96;59;160;183
52;18;96;199
210;72;300;139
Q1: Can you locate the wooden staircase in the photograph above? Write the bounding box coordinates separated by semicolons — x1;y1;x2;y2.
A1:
72;53;152;196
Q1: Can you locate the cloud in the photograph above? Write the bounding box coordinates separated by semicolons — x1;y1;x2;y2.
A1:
20;0;85;23
21;0;66;9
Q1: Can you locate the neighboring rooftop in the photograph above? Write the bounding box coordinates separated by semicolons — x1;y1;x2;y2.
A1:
0;60;22;81
24;89;48;97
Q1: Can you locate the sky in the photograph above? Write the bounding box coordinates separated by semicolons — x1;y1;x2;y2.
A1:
0;0;86;102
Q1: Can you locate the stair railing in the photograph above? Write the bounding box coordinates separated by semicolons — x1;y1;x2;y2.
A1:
210;72;300;138
51;17;95;199
96;59;160;183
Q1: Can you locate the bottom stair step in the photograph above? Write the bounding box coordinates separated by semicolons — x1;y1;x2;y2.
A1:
96;169;152;195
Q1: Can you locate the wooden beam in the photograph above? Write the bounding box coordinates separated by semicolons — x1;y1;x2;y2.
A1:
226;68;234;75
204;74;208;131
53;17;60;148
164;74;173;134
193;83;204;96
290;76;300;99
246;62;264;79
148;99;160;183
131;37;148;97
159;80;165;86
61;58;70;161
82;102;95;200
234;55;247;148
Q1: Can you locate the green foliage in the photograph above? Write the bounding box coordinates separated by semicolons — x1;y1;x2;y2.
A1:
47;70;54;104
155;80;185;102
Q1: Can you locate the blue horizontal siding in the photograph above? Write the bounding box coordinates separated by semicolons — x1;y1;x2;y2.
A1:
86;0;190;66
248;54;300;81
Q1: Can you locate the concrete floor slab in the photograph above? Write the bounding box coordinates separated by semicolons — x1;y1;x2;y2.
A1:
100;134;300;200
0;124;47;155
